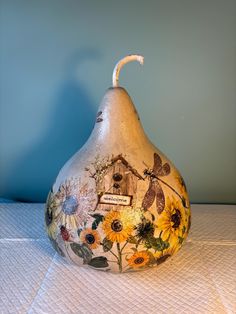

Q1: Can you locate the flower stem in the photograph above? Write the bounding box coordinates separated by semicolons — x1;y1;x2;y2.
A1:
109;249;119;261
117;243;122;273
121;241;128;253
136;238;142;249
100;242;119;261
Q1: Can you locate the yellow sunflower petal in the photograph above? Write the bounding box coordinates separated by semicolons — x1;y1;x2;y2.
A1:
156;197;187;242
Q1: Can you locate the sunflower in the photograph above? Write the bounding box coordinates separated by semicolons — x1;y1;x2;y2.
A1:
156;197;188;245
127;251;150;268
80;228;101;249
102;209;135;243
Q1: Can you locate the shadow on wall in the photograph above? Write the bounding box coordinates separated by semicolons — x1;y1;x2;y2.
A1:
5;49;101;202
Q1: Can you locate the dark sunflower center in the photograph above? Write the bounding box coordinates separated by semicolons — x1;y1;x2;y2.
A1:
111;219;123;232
171;209;181;228
85;234;95;244
62;196;78;215
134;257;144;264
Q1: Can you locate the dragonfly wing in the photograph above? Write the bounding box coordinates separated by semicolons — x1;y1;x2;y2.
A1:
142;181;156;210
158;163;171;176
155;181;165;214
153;153;162;174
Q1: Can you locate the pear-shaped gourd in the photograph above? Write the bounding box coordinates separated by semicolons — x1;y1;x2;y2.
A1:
45;55;191;273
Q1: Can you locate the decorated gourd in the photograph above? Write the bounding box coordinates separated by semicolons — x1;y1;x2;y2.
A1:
45;54;191;273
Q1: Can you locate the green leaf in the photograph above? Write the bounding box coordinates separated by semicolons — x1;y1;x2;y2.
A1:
158;238;169;250
88;256;109;268
90;213;104;219
149;236;160;249
144;236;156;249
70;242;83;257
127;235;138;244
147;251;156;265
70;243;92;263
144;241;152;249
49;238;65;257
102;237;113;252
163;241;170;250
92;221;98;230
91;213;104;230
81;245;93;263
145;236;169;251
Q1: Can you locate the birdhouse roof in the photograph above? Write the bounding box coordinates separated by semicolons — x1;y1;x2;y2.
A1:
109;154;144;180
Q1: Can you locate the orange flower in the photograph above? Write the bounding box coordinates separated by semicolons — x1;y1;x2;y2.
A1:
127;251;150;268
80;228;101;249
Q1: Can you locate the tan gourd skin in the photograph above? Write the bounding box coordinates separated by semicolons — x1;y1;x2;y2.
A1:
45;55;191;273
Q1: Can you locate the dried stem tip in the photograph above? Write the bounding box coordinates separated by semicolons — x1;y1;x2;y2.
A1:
112;54;144;87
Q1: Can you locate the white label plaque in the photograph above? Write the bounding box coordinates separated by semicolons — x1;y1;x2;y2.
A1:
99;194;132;206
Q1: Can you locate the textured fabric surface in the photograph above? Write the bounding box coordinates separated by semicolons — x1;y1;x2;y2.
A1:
0;203;236;314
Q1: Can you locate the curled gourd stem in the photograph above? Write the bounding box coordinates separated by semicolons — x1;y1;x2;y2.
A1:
112;54;144;87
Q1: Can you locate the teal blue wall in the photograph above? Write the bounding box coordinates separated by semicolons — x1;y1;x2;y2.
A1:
0;0;235;203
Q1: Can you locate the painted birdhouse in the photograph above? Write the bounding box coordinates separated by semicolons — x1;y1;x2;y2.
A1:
95;154;143;212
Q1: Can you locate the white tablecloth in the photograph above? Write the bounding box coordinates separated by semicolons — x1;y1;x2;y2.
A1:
1;203;236;314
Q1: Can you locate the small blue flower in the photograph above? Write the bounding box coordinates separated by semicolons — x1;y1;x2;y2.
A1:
62;195;78;215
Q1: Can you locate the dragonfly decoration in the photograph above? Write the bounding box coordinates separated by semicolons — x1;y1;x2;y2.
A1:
142;153;170;214
142;153;188;214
